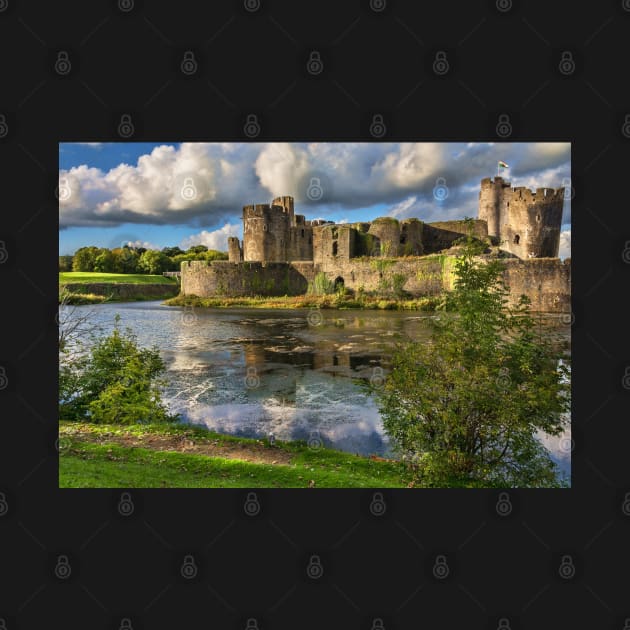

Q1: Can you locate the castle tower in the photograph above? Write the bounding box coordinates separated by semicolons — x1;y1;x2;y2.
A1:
272;196;295;226
478;176;510;239
242;201;293;262
500;186;564;259
477;177;564;258
227;236;242;263
242;203;271;261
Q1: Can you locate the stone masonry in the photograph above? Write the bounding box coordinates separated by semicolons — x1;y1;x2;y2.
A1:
183;178;570;312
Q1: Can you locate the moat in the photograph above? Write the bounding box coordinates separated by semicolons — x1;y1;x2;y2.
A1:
66;300;571;480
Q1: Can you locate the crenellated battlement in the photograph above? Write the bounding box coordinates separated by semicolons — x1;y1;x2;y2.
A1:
478;177;564;258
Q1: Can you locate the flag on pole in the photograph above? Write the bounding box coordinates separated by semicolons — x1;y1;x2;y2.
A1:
498;161;509;168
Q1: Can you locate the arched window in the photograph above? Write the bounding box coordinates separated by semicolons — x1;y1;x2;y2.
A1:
332;241;338;256
301;229;305;238
513;234;520;245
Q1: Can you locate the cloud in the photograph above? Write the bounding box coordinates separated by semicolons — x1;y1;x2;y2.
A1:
126;239;160;250
77;143;103;148
180;223;241;251
59;142;571;229
558;229;571;259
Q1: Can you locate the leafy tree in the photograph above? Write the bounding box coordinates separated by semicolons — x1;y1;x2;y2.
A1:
111;247;140;273
373;232;570;487
59;315;176;424
203;249;228;261
59;255;73;272
186;245;208;255
162;246;183;258
93;249;116;273
72;246;100;271
138;249;170;275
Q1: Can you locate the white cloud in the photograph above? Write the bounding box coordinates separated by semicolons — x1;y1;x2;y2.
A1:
77;143;104;148
59;142;571;229
126;239;160;250
180;223;241;252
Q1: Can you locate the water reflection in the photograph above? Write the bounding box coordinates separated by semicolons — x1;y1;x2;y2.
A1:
61;301;570;480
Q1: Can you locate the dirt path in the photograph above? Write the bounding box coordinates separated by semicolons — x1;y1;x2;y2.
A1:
61;427;294;466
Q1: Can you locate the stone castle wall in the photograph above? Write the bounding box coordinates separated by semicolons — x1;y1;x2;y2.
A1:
182;181;569;311
180;260;312;297
180;256;570;312
422;219;488;253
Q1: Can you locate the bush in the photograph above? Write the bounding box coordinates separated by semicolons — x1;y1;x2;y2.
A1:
309;272;335;295
60;315;177;425
373;234;570;487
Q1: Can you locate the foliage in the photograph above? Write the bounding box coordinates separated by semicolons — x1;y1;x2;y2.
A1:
165;292;444;312
308;272;336;295
72;246;101;271
138;249;171;275
59;255;73;272
69;244;227;275
391;273;408;298
94;249;116;273
59;314;177;425
373;234;570;487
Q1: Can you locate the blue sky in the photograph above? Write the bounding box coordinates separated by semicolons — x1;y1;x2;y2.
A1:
59;142;571;257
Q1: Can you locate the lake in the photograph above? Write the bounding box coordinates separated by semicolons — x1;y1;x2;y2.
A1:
62;300;571;480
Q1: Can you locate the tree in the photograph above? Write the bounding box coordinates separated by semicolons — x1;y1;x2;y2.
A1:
204;249;228;261
59;255;73;272
138;249;170;275
373;232;570;487
93;249;115;273
111;247;140;273
186;245;208;255
162;246;183;258
72;246;100;271
59;315;176;424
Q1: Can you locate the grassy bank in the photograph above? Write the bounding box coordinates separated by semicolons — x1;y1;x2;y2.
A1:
60;272;176;285
59;421;416;488
59;272;179;304
165;293;443;311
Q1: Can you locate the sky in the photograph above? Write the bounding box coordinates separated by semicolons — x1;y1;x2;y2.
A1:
59;142;571;258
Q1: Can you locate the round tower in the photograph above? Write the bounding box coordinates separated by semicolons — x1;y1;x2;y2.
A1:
367;218;401;256
478;177;508;239
500;187;564;258
242;204;270;261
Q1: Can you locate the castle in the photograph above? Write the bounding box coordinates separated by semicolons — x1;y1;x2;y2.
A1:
181;177;570;312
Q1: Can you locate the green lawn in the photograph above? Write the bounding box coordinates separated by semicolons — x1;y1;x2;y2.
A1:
59;272;177;285
59;421;414;488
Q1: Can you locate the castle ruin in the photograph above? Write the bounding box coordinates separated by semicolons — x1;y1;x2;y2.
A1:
181;177;570;312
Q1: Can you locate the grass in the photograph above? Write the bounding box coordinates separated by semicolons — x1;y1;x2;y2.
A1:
165;293;443;311
59;272;177;285
59;421;413;488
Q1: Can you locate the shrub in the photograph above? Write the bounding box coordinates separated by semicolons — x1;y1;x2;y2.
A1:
59;315;177;425
373;234;570;487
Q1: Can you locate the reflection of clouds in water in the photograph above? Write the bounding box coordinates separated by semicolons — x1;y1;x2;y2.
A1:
536;417;571;482
180;398;388;455
76;302;569;473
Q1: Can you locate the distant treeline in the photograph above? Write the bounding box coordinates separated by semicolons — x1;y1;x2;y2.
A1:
59;245;228;274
